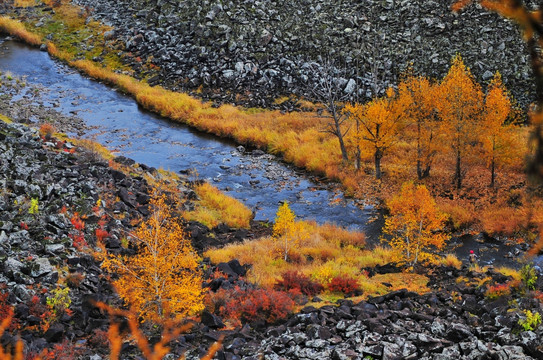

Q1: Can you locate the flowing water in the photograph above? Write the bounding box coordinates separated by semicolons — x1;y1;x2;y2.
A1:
0;38;376;232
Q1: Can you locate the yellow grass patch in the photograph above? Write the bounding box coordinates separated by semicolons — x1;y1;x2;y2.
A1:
431;253;462;269
495;266;521;282
0;114;13;124
0;16;42;46
14;0;37;7
185;182;252;229
206;225;380;290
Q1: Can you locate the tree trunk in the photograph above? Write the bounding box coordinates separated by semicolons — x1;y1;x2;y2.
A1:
375;149;382;179
417;122;423;180
490;156;495;188
354;145;361;171
455;148;462;189
337;132;349;163
490;138;496;188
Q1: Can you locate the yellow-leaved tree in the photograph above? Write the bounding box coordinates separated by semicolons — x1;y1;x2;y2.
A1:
273;202;307;261
400;73;441;179
100;191;204;322
383;182;448;266
345;87;411;179
436;54;484;189
481;72;517;187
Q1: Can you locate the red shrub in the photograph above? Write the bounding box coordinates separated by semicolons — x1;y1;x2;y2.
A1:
87;328;110;349
0;288;18;331
485;283;512;299
27;295;53;332
328;275;360;295
217;287;294;325
274;271;323;296
70;213;85;231
41;339;82;360
95;228;109;243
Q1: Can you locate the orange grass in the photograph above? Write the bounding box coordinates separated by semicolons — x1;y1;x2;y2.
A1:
0;16;42;46
14;0;37;7
185;182;252;229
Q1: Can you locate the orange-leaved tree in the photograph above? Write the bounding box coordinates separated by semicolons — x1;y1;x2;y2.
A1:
399;72;441;179
345;87;411;179
481;72;517;187
273;202;307;261
436;54;484;189
383;182;448;266
99;191;204;322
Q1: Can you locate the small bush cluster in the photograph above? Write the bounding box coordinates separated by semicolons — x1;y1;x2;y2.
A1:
215;286;295;325
518;310;542;332
521;264;538;291
274;271;323;296
485;283;512;300
328;275;360;295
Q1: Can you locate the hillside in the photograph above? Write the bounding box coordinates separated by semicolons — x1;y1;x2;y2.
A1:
69;0;536;108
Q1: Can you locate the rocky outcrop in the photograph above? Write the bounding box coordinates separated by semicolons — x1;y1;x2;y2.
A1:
70;0;535;108
193;265;543;360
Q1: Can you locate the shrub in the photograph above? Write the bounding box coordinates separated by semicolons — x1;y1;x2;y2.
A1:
217;287;294;325
46;287;71;318
485;283;512;300
65;272;85;288
274;271;324;296
41;339;81;360
0;288;18;331
328;275;360;295
39;123;55;139
521;264;538;291
28;197;39;215
312;262;339;286
518;310;542;331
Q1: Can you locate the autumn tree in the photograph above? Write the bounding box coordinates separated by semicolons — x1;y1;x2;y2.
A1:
345;87;410;179
383;182;448;266
400;72;441;179
481;72;517;187
273;202;307;261
99;191;204;322
307;61;351;163
436;54;484;189
452;1;543;184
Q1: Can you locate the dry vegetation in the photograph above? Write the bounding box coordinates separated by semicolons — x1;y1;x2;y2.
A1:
184;182;253;229
204;217;434;299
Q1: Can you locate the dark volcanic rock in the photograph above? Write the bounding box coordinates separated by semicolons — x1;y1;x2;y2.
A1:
72;0;535;110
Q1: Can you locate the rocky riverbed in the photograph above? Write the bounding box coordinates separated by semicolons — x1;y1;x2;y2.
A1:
61;0;537;109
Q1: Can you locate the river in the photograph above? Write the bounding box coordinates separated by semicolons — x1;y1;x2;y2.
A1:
0;38;378;232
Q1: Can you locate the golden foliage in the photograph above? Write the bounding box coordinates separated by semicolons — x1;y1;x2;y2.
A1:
99;191;204;322
185;182;252;229
345;86;410;179
383;182;448;265
0;17;42;46
436;54;484;189
273;202;309;261
13;0;36;7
